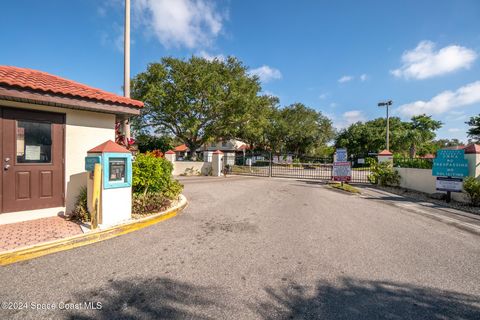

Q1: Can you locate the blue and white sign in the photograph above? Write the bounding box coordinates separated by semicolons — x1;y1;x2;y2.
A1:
85;156;101;172
432;149;469;178
436;177;463;193
335;148;348;162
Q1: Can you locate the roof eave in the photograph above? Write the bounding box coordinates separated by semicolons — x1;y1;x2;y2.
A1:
0;86;141;116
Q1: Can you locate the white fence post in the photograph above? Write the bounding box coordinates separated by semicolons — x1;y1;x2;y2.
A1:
165;150;176;174
212;150;224;176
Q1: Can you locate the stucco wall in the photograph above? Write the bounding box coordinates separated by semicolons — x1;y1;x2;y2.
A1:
395;168;469;203
0;100;115;217
173;161;212;176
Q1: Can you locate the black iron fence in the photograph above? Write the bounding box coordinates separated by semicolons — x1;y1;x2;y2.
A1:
226;153;372;183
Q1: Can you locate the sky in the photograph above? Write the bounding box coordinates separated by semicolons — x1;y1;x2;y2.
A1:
1;0;479;142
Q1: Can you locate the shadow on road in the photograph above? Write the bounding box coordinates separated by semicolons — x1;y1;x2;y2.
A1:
68;277;221;320
252;277;480;320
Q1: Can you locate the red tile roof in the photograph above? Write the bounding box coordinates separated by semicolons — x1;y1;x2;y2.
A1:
173;144;189;152
378;149;393;156
464;144;480;154
0;66;143;108
87;140;130;153
419;153;435;159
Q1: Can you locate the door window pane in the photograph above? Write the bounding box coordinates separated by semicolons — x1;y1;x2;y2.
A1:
16;120;52;163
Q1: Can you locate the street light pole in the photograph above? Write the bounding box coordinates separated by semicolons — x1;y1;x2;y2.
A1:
123;0;131;146
378;100;393;151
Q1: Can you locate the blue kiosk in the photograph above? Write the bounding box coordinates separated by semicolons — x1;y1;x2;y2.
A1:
85;140;132;226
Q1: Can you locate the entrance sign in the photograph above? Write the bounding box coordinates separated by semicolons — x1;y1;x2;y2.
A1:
432;150;469;178
335;148;348;162
333;161;351;182
436;177;463;193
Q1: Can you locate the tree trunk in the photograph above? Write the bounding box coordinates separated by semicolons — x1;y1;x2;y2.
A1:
409;143;416;159
186;141;199;161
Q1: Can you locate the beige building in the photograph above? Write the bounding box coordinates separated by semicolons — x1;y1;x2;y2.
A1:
0;66;143;224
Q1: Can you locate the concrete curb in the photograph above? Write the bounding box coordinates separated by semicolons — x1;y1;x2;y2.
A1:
0;195;188;266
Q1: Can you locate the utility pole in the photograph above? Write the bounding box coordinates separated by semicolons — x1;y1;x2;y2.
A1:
123;0;131;145
378;100;393;150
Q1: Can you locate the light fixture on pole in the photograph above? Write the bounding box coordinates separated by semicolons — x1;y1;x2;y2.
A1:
378;100;393;151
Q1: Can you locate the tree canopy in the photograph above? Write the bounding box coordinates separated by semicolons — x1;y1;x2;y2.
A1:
335;115;443;157
131;56;266;158
131;56;335;157
466;114;480;143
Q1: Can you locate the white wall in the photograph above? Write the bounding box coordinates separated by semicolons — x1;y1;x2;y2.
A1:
101;187;131;226
173;161;212;176
396;168;469;203
0;100;115;220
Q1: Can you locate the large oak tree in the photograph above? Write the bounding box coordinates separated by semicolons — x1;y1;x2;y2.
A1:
131;56;266;159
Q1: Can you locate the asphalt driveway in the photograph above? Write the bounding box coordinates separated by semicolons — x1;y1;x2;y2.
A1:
1;176;479;319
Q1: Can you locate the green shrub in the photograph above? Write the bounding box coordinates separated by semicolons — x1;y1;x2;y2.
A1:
393;155;433;169
463;177;480;206
132;153;175;195
132;152;183;216
292;158;302;168
132;192;171;215
70;186;90;222
163;180;184;199
368;161;400;186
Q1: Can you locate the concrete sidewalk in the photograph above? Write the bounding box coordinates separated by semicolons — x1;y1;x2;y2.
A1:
0;216;83;253
358;186;480;235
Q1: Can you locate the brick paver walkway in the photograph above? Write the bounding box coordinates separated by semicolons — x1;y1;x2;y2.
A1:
0;216;83;252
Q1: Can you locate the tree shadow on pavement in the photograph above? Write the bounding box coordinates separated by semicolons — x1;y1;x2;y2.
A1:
67;277;222;320
252;277;480;320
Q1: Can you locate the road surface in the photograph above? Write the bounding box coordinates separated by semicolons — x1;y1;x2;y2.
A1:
1;176;479;319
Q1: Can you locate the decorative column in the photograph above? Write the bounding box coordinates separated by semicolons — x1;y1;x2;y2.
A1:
165;150;176;175
464;144;480;178
378;149;393;163
165;150;176;163
212;150;224;176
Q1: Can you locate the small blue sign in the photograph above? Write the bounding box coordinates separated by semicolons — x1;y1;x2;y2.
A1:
85;156;101;172
336;148;348;162
432;150;469;178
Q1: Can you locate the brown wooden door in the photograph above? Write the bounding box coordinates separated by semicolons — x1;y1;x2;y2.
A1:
1;107;64;213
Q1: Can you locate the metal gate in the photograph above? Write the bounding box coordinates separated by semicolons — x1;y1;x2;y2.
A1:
224;152;271;177
225;153;373;184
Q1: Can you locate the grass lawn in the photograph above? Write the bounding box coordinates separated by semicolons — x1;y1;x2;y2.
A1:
329;182;361;194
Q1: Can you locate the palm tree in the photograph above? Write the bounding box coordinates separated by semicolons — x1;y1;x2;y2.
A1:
403;115;442;158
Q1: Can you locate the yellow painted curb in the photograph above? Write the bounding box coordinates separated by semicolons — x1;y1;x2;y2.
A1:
0;195;188;266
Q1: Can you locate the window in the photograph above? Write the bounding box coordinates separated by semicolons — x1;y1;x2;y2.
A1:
16;120;52;163
109;158;126;182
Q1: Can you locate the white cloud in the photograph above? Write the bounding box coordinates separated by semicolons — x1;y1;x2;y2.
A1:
391;40;477;80
398;81;480;116
343;110;366;125
338;75;354;83
100;23;125;52
332;110;366;129
319;93;328;100
134;0;225;49
249;65;282;83
197;50;225;61
448;128;461;132
360;74;368;81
